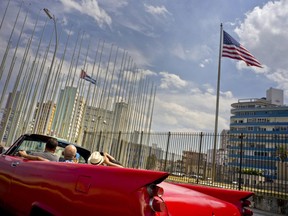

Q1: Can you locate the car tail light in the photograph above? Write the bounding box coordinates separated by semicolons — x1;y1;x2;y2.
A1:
149;197;166;212
147;184;164;197
243;208;253;216
242;199;253;216
242;200;251;207
147;184;166;213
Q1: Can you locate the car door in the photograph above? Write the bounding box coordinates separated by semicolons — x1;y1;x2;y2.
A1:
9;159;80;215
0;154;23;212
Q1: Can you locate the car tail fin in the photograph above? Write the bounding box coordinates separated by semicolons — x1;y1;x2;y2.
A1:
174;183;254;201
83;165;169;193
173;183;254;215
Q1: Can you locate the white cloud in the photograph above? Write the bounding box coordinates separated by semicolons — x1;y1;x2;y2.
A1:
152;84;236;132
170;43;186;60
235;0;288;101
159;72;188;89
98;0;128;12
144;4;170;17
171;43;212;63
59;0;112;27
150;68;237;132
199;58;211;68
125;48;153;68
141;69;157;77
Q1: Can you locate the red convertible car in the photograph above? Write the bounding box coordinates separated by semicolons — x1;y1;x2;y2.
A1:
0;134;254;216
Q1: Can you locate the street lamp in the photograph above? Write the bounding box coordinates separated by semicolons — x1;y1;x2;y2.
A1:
43;8;53;19
34;8;58;134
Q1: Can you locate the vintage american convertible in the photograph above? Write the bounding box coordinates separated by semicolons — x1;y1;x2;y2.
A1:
0;134;254;216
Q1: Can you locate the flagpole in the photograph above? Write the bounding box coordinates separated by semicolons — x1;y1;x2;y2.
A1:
0;8;28;143
71;31;85;87
109;49;127;148
0;9;28;110
0;1;23;87
90;40;106;152
33;16;57;134
66;30;80;87
53;28;78;136
212;23;223;182
47;28;72;136
18;10;41;134
0;0;11;31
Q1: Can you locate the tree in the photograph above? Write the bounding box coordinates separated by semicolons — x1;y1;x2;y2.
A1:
146;154;157;170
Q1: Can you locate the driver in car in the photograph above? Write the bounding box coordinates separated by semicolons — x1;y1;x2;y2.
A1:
18;138;59;162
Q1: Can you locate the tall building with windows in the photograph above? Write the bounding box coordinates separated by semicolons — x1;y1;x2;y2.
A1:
32;101;56;135
228;88;288;183
51;86;84;142
0;92;20;144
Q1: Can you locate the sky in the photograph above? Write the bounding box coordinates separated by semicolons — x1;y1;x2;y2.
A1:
0;0;288;133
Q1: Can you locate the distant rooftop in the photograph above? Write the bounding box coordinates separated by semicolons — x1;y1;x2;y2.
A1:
237;98;268;103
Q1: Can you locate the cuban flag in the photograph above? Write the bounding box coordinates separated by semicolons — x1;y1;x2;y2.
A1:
222;30;262;68
80;69;97;84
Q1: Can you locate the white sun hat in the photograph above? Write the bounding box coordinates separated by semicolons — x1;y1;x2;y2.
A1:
88;151;104;165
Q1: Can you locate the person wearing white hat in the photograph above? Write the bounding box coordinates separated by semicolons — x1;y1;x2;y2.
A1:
88;151;123;168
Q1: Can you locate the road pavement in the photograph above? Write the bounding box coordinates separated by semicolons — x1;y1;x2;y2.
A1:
252;208;284;216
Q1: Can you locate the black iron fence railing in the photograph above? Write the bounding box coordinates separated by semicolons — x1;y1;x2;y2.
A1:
83;131;288;199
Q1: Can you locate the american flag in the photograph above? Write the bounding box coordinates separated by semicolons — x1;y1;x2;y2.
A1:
222;30;262;68
80;69;96;84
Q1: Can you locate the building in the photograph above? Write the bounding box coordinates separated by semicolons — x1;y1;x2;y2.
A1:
112;101;129;132
182;150;206;177
0;92;20;145
228;87;288;184
80;106;113;150
32;101;56;135
220;129;230;149
51;86;84;143
126;135;151;169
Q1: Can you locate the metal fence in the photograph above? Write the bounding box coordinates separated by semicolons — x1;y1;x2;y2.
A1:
83;131;288;199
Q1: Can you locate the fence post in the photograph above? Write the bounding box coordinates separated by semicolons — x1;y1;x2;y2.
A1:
137;131;144;169
115;131;122;159
239;133;244;190
164;131;171;172
82;130;87;150
196;132;203;184
96;130;103;150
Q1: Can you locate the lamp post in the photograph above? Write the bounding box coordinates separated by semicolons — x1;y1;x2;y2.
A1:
34;8;58;134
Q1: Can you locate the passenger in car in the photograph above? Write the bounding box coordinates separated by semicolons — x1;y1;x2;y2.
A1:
88;151;124;168
75;153;80;163
59;144;78;163
19;138;59;161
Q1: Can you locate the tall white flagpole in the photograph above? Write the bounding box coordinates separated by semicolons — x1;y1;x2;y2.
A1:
103;46;119;151
0;1;23;81
78;39;101;145
86;40;104;126
66;30;80;87
0;9;28;143
33;19;56;133
71;31;85;87
0;0;11;31
212;23;223;182
67;35;91;142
